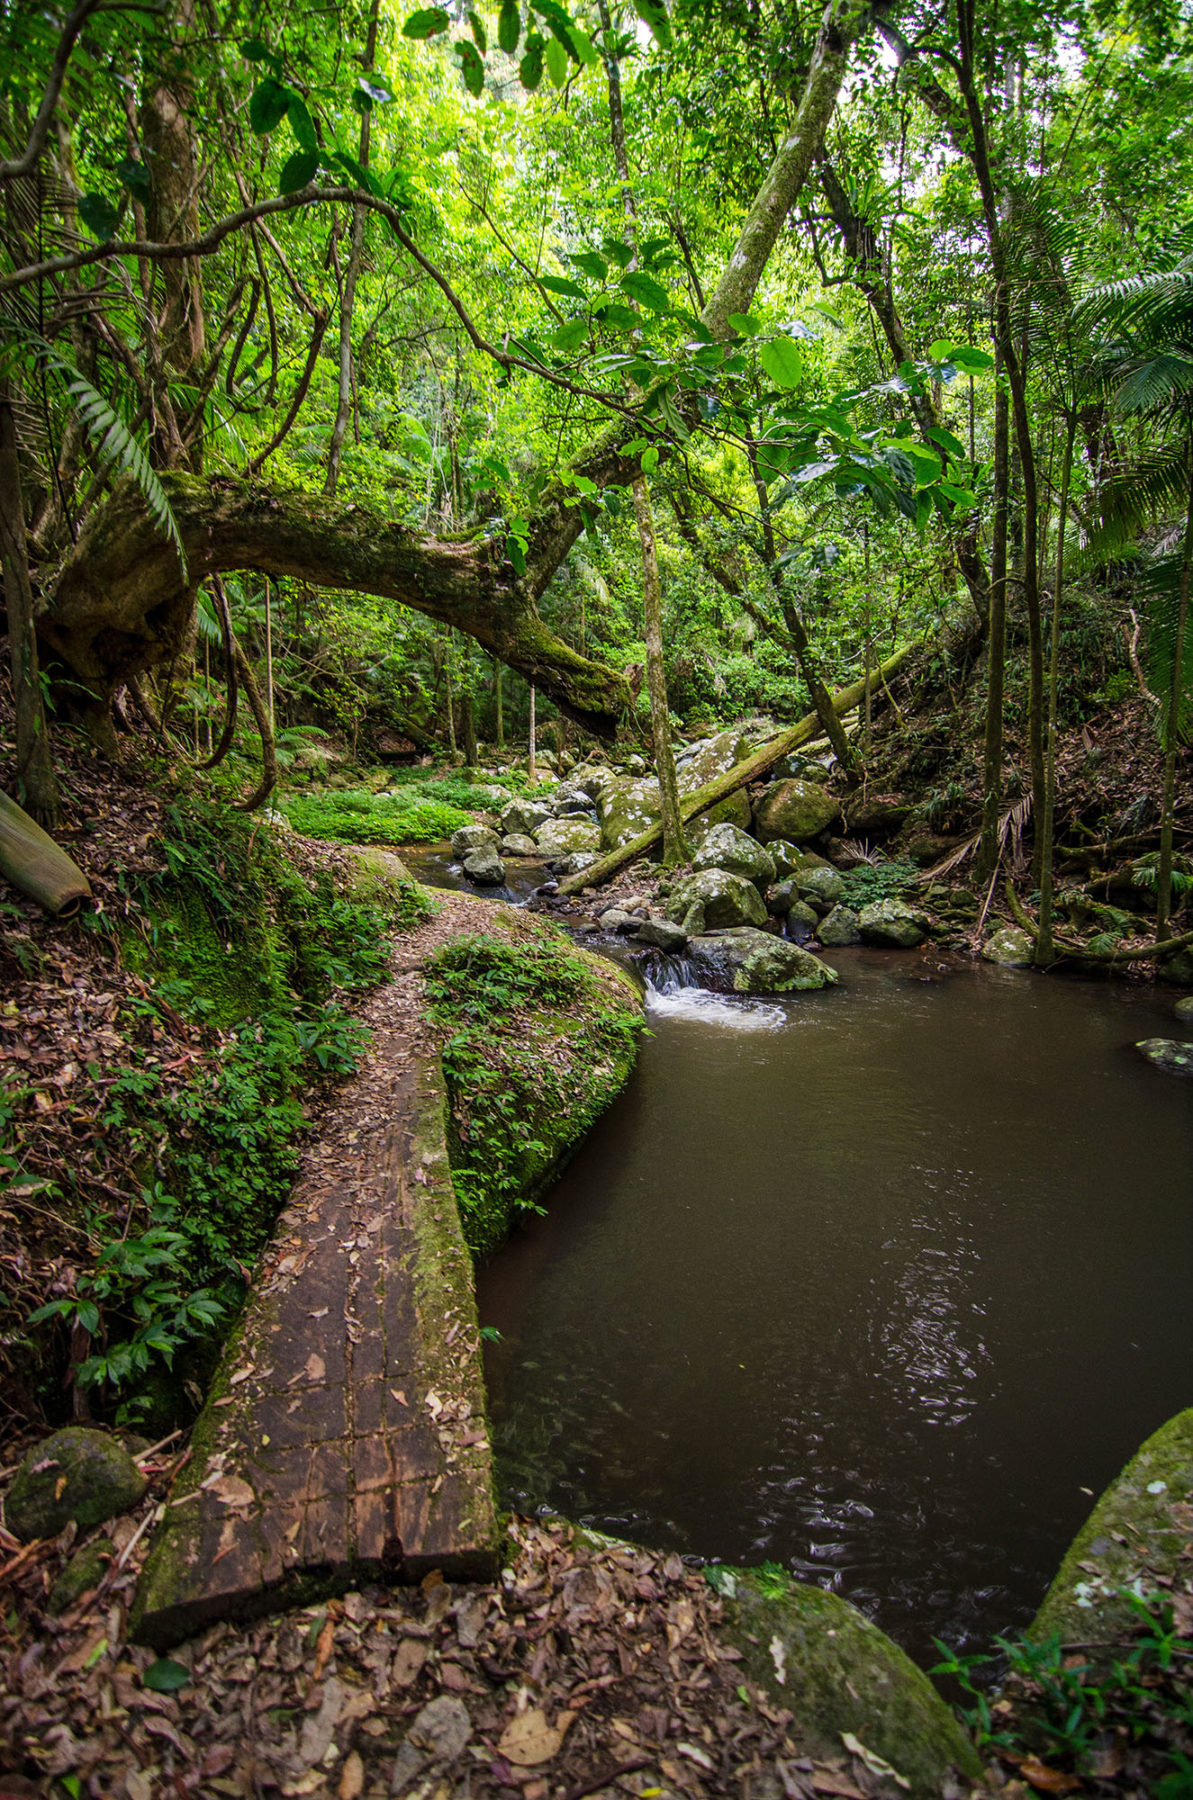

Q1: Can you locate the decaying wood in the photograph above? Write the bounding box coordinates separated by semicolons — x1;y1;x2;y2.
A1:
558;641;916;895
0;790;92;915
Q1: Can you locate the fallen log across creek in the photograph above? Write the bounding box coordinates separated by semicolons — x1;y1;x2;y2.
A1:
558;640;917;896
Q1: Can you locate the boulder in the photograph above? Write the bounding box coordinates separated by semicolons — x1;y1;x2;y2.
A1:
632;917;688;952
818;904;862;946
753;778;840;844
981;925;1034;968
769;842;828;880
1136;1037;1193;1077
500;798;553;837
786;900;820;932
500;834;539;858
666;869;768;935
536;817;601;859
1158;947;1193;985
598;908;639;935
1032;1409;1193;1647
1174;995;1193;1022
686;788;752;845
555;851;597;878
796;866;846;906
462;846;505;886
675;726;751;791
595;775;663;851
691;823;775;888
719;1569;982;1798
450;824;499;858
689;927;837;993
858;898;930;949
6;1428;146;1542
552;790;596;816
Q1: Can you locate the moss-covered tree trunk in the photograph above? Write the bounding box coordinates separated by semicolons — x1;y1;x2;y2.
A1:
0;385;59;827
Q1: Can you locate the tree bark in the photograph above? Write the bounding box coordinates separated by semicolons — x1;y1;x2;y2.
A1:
633;477;688;862
0;385;59;826
1035;411;1076;965
976;369;1010;882
1156;451;1193;942
325;0;380;498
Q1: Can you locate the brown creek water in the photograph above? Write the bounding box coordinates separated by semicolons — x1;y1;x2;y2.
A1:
476;947;1193;1663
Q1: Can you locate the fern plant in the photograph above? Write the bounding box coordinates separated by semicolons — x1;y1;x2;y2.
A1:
1;328;187;576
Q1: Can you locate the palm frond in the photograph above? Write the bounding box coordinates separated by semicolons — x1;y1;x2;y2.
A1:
1;329;187;578
1092;441;1193;553
1112;352;1193;417
1136;550;1193;747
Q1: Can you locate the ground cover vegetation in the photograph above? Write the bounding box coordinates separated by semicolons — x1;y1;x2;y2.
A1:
2;0;1193;1790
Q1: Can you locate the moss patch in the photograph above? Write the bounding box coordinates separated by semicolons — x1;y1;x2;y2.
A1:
718;1568;983;1797
1031;1408;1193;1645
423;920;643;1261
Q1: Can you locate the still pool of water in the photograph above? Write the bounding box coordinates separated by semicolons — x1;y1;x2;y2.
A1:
478;949;1193;1661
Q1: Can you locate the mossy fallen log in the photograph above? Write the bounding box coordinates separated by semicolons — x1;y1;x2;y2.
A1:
0;791;92;915
558;641;916;896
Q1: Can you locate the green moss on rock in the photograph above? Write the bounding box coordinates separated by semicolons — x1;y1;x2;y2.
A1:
1031;1409;1193;1646
721;1569;983;1797
6;1428;146;1541
424;922;643;1260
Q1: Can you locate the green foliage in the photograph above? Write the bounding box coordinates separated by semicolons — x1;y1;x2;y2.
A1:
283;788;471;845
933;1591;1193;1787
423;930;641;1259
839;857;919;909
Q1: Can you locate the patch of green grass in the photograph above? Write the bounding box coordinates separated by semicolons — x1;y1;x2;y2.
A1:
283;788;471;844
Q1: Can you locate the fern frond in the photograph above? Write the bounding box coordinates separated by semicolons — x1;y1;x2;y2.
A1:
3;330;187;579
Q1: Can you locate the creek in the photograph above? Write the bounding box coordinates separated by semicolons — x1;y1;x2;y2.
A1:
408;848;1193;1660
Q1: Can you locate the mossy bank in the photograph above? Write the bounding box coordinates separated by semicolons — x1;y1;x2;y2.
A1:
423;913;644;1261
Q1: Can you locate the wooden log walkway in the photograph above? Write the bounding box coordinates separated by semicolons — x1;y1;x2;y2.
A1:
134;923;500;1649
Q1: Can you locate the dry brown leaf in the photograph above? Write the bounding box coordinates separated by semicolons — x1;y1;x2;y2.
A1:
1018;1758;1083;1794
312;1617;336;1681
337;1750;364;1799
497;1705;576;1767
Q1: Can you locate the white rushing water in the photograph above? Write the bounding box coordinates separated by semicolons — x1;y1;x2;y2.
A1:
644;985;787;1032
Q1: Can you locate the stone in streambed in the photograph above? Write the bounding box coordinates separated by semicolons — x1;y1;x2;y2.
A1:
666;869;768;936
753;778;840;844
796;865;846;906
450;824;499;858
691;823;775;887
1136;1037;1193;1077
500;833;539;858
686;789;753;845
632;917;688;952
500;798;553;837
1174;995;1193;1022
598;908;640;935
462;847;505;886
981;924;1034;968
858;898;930;948
818;904;862;946
1159;947;1193;985
536;817;600;859
689;926;836;993
6;1428;146;1542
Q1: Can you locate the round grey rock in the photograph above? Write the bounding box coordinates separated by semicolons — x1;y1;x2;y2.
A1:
797;866;846;905
632;917;688;952
691;823;775;888
450;824;499;858
500;834;538;858
6;1428;146;1542
462;847;505;886
1137;1038;1193;1077
858;898;930;949
981;925;1034;968
818;904;862;947
1173;996;1193;1022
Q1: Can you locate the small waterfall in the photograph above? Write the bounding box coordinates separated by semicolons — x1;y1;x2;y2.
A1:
640;950;786;1032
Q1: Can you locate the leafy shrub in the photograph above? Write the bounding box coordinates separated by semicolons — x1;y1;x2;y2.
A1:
840;857;919;909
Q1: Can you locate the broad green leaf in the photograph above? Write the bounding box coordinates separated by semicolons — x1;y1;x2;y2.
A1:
454;39;485;95
641;445;659;472
403;7;450;36
545;35;569;86
569;27;599;64
240;38;283;75
727;311;760;337
759;335;803;388
594;302;637;331
498;0;520;51
144;1659;190;1693
78;193;120;240
890;439;941;484
571;251;608;281
928;338;953;361
632;0;672;46
540;273;587;299
468;9;487;51
115;157;149;193
552;318;588;353
948;345;994;371
602;238;634;268
520;41;543;88
249;77;291;134
926;424;967;460
620;270;670;312
286;95;317;151
278;149;319;193
505;534;527;574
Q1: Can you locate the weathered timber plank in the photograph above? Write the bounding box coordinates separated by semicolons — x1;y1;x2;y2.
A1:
132;1048;499;1650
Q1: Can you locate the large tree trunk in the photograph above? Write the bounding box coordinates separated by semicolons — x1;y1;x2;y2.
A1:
0;385;60;826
